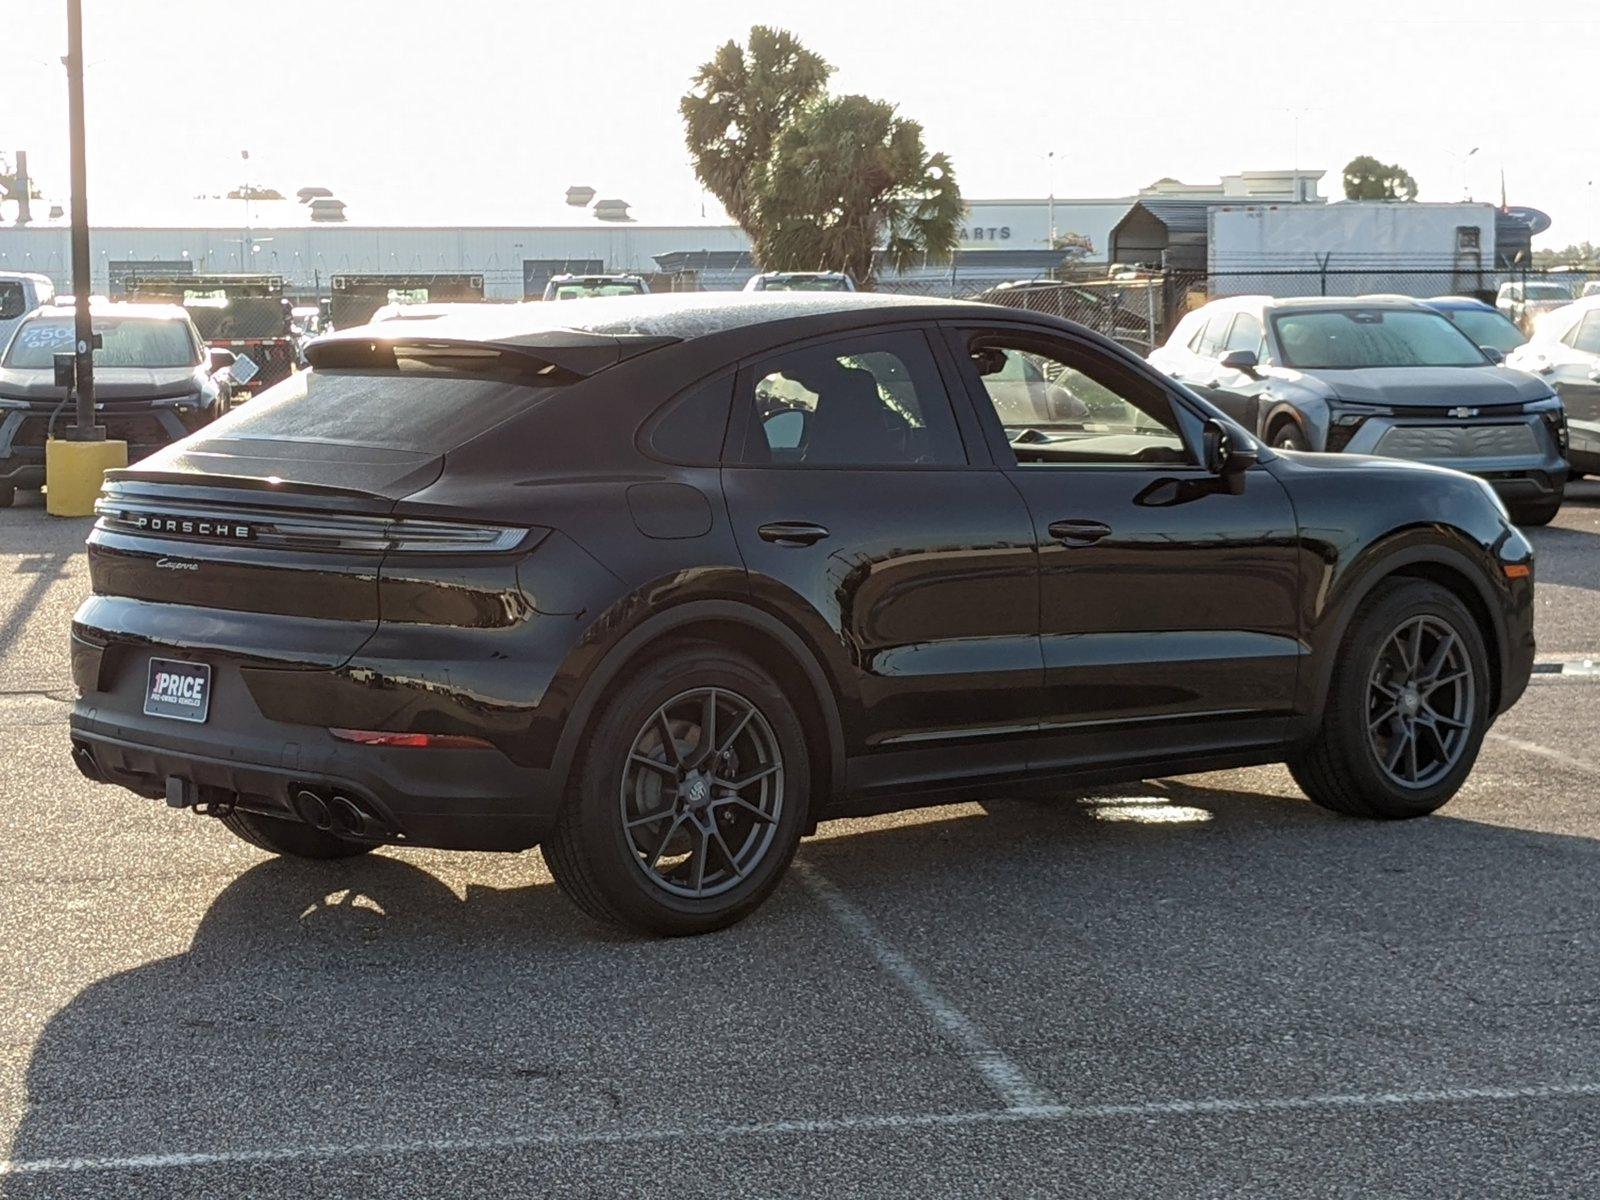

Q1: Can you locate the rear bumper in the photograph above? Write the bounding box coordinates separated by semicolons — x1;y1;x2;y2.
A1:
68;641;562;851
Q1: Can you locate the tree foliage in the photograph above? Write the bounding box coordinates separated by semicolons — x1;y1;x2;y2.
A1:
681;27;963;287
1342;156;1418;202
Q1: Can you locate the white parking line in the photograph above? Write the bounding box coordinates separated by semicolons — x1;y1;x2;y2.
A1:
1487;731;1600;775
792;858;1052;1111
5;1081;1599;1176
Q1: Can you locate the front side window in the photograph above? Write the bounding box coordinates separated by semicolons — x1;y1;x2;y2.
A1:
967;335;1188;466
743;331;966;467
1271;310;1487;369
1195;316;1230;358
1224;313;1265;356
3;316;199;369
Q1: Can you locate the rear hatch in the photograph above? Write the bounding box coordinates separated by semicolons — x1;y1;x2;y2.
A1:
78;328;675;671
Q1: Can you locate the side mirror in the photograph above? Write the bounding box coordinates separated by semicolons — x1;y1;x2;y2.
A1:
1480;346;1505;364
1202;416;1259;484
52;351;76;391
208;347;237;373
1218;349;1260;377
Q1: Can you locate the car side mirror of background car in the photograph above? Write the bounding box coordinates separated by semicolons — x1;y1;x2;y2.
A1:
1480;346;1506;364
1202;416;1258;490
208;348;237;374
1218;349;1260;377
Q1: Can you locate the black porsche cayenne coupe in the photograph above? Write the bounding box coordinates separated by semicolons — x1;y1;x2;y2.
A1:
69;293;1535;935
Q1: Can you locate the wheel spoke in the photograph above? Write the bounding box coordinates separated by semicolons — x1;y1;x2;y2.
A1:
1422;704;1468;730
1422;669;1470;696
715;705;756;758
655;709;683;769
712;794;777;825
1420;631;1457;684
1405;729;1420;782
718;763;780;792
690;824;710;893
629;752;678;778
1371;679;1402;700
1369;705;1399;730
646;814;684;871
1405;620;1426;674
1385;725;1412;774
692;689;718;767
710;822;746;880
625;805;676;830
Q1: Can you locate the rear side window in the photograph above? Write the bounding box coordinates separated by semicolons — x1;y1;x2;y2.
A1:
740;330;966;468
1224;313;1265;355
197;369;557;453
1566;312;1600;355
0;282;25;320
642;372;734;465
1195;316;1230;357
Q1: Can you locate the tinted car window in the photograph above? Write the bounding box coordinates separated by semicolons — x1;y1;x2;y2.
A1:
4;316;197;368
643;373;735;465
1271;310;1486;369
743;331;966;467
0;282;25;320
967;335;1188;466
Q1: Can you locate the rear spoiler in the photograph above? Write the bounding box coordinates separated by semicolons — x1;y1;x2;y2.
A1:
306;328;679;381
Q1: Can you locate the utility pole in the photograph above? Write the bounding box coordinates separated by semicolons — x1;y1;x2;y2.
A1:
64;0;100;443
48;0;125;517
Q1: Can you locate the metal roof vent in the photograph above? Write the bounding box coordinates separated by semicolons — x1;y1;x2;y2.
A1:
593;198;633;222
308;196;347;222
565;185;596;207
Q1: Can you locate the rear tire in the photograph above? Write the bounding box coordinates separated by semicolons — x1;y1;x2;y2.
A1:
1510;492;1562;527
0;486;14;508
1290;578;1490;819
219;809;376;859
542;642;810;936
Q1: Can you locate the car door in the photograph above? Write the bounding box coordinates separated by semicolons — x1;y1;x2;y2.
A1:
1549;310;1600;431
941;322;1302;767
721;326;1043;775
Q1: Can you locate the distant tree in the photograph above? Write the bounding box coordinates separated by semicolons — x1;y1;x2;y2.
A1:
679;26;832;240
681;28;962;287
1532;241;1599;267
756;95;962;287
1342;156;1418;201
227;185;284;201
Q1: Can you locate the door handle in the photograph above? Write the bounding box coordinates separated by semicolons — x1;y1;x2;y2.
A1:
757;521;830;547
1047;519;1113;546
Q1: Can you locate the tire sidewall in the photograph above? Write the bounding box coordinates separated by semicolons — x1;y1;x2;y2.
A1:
568;646;810;933
1331;581;1492;816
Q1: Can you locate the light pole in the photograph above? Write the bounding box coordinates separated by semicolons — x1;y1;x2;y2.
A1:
1459;146;1479;201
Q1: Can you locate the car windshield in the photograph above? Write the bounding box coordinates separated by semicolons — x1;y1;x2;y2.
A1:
1443;309;1527;354
3;316;197;369
1524;284;1572;301
553;282;642;299
762;277;848;291
1271;309;1488;369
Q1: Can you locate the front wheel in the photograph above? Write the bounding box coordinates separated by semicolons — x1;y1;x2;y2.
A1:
542;642;809;936
1290;578;1490;819
1272;424;1311;451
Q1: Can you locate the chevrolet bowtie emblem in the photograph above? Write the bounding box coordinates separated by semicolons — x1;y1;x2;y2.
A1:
1447;406;1478;419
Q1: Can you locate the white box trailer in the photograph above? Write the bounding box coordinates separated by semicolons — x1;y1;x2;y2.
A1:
1207;202;1500;300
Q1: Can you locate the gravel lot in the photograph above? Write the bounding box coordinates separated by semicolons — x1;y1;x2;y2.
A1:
4;485;1600;1198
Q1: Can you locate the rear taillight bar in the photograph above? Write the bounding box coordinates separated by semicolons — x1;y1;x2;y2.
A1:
330;728;494;750
94;497;532;554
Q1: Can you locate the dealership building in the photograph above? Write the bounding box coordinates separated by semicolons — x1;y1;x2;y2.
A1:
0;169;1332;300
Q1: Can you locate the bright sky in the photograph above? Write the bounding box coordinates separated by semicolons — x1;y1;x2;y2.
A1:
4;0;1598;244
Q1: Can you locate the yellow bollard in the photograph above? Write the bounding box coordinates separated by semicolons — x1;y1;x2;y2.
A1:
45;438;127;517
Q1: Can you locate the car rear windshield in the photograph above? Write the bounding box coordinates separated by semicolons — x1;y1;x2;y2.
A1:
763;277;848;291
553;282;642;299
3;316;198;369
197;368;558;453
1524;284;1572;301
183;296;290;340
1271;310;1488;369
1444;309;1526;355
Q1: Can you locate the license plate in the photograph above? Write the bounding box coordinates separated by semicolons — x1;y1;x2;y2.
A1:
144;658;212;723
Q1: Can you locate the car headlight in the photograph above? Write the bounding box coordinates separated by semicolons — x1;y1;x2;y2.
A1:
1524;394;1568;451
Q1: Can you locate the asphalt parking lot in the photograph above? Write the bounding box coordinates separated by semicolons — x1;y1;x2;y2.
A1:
3;487;1600;1198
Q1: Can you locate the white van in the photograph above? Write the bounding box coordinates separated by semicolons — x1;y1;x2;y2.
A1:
0;273;56;356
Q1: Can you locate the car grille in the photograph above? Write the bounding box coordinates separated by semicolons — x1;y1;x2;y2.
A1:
1375;424;1538;460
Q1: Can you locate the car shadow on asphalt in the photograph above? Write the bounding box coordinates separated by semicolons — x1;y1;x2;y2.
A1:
7;776;1600;1180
